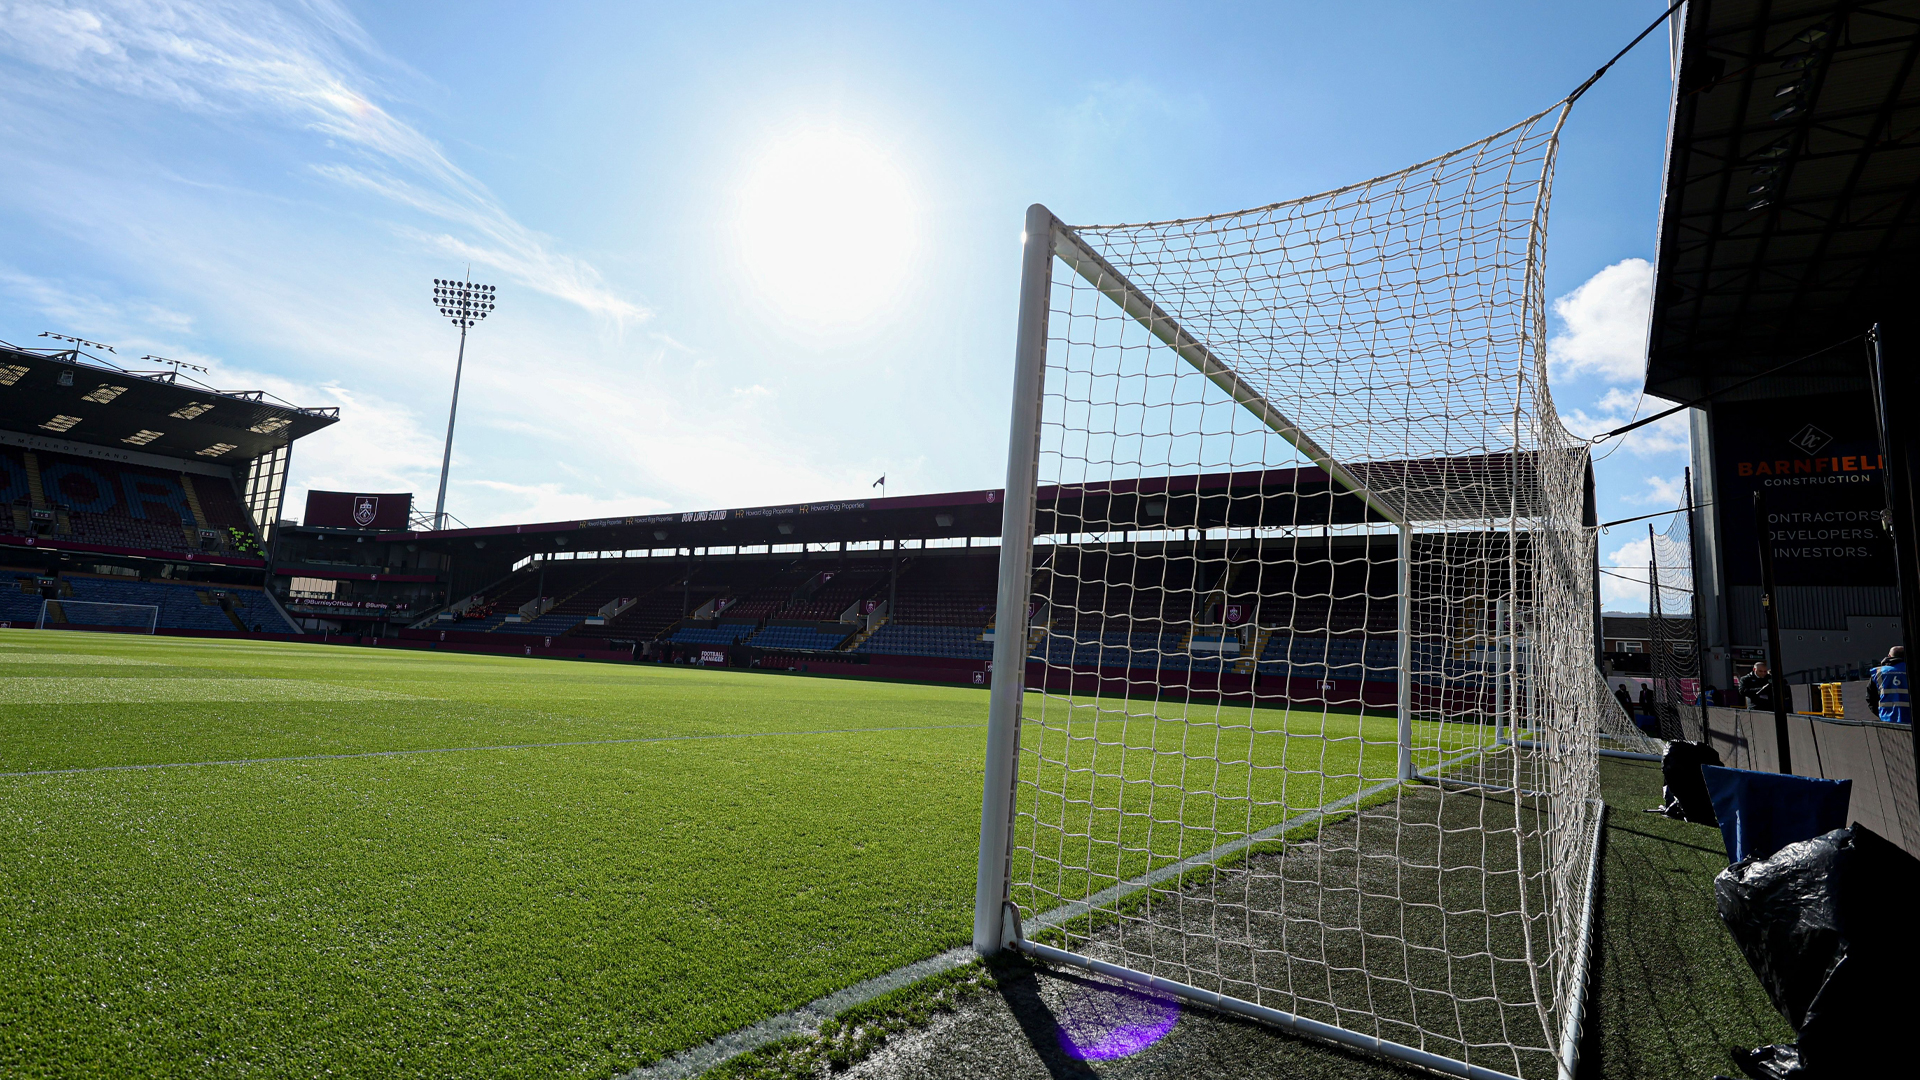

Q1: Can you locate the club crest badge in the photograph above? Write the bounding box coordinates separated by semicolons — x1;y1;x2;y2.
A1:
353;497;379;527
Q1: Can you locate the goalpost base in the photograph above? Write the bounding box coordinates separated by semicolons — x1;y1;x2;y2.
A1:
1012;937;1525;1080
1003;799;1608;1080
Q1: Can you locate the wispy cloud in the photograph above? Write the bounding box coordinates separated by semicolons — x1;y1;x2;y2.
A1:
1600;535;1653;610
1630;473;1686;507
0;267;195;338
1548;258;1652;384
1560;386;1689;456
0;0;643;324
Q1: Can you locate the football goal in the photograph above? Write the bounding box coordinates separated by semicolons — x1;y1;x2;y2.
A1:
38;599;160;634
974;103;1654;1080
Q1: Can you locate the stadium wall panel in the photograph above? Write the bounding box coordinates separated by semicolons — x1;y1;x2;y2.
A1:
1703;706;1918;858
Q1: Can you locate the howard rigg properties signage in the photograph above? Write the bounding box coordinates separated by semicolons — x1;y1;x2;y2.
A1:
1714;394;1893;588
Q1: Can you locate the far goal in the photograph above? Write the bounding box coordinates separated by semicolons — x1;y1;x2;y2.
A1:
975;103;1653;1080
39;600;160;634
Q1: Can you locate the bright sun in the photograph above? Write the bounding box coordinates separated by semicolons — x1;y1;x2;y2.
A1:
736;126;918;330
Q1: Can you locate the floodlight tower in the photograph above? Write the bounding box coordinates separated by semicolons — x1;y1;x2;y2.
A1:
430;273;496;530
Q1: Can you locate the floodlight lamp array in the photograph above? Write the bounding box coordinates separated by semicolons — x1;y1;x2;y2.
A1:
39;331;115;353
432;278;498;328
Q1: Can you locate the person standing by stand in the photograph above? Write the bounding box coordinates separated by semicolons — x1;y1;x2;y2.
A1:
1867;646;1911;724
1739;661;1775;712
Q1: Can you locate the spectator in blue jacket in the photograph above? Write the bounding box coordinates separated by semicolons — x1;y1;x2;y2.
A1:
1867;646;1910;724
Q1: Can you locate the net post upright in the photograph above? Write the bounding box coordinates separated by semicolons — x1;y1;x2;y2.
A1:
1397;522;1415;781
973;202;1056;956
1864;321;1920;830
1493;596;1508;744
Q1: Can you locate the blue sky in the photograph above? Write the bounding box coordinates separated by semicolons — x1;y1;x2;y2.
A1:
0;1;1686;609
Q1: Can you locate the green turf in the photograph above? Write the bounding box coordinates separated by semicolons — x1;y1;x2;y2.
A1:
1583;756;1792;1079
0;632;996;1079
1012;696;1492;910
0;631;1448;1080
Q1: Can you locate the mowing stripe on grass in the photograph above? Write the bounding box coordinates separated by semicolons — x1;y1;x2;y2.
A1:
0;723;984;778
622;748;1489;1080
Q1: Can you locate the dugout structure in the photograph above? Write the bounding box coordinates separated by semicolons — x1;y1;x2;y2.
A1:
974;107;1648;1080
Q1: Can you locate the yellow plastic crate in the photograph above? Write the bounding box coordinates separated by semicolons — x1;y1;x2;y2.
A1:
1818;681;1844;718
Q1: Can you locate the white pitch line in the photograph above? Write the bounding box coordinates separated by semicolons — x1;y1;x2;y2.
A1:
0;724;982;779
616;947;978;1080
621;745;1488;1080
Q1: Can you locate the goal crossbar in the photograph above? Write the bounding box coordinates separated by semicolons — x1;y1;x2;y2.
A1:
1046;216;1407;530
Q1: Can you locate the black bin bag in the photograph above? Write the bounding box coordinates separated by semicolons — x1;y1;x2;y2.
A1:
1713;824;1920;1078
1659;740;1722;825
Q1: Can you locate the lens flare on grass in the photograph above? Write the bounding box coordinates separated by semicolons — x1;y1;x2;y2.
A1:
1053;981;1180;1060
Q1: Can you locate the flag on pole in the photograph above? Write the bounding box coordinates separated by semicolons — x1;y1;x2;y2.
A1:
872;475;886;489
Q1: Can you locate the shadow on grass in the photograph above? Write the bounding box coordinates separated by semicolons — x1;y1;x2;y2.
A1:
996;965;1104;1080
1581;759;1792;1080
994;957;1434;1080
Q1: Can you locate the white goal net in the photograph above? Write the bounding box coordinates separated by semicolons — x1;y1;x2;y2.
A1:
975;104;1655;1080
39;600;160;634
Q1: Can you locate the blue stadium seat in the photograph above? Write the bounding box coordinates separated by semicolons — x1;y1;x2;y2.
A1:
670;627;749;645
855;624;991;660
747;625;852;651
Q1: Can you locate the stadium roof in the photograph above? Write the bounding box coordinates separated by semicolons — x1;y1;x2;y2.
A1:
380;457;1545;557
1645;0;1920;402
0;341;339;464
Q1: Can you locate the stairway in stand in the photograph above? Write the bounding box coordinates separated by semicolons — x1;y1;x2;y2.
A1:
839;616;885;652
178;475;210;549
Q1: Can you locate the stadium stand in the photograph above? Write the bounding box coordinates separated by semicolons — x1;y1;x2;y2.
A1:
2;446;261;557
856;623;991;661
404;540;1432;680
885;555;999;626
435;557;833;643
746;624;851;651
670;625;753;646
1;568;295;632
782;567;885;621
694;559;803;622
843;555;998;661
0;571;44;625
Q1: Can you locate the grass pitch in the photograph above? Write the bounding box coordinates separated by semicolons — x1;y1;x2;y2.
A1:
0;632;1458;1079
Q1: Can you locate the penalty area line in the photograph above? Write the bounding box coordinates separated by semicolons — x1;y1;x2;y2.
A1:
0;723;984;779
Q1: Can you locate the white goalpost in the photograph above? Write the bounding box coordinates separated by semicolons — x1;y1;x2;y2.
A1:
37;599;160;634
975;104;1656;1080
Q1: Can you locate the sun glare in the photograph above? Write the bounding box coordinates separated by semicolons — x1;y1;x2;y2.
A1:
736;127;919;330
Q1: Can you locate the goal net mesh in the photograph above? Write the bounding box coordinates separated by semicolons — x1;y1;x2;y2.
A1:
1000;105;1655;1078
1649;511;1700;741
40;600;160;633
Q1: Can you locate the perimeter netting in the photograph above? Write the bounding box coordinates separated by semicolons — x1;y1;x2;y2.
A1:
984;105;1656;1080
38;600;160;634
1648;511;1701;741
